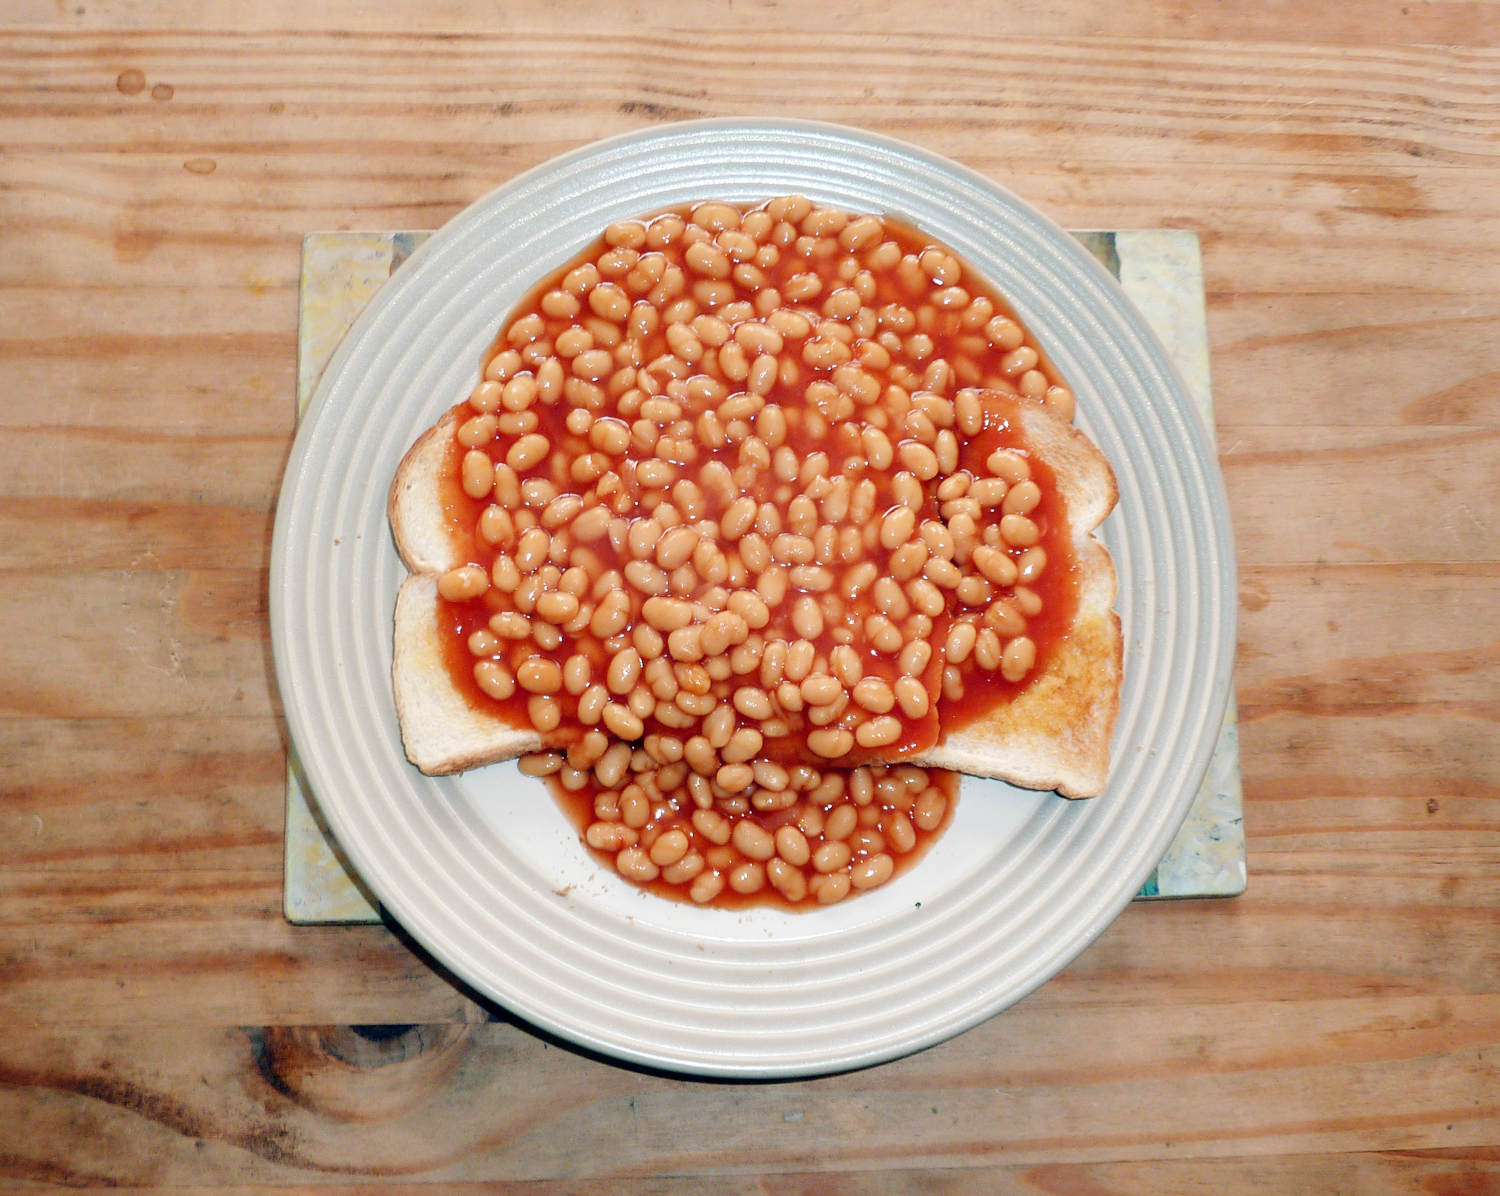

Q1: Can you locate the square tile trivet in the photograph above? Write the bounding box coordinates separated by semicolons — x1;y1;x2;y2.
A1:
284;229;1246;924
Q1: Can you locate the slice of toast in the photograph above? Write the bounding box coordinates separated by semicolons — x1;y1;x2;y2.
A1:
390;399;1121;794
389;409;543;775
912;400;1121;798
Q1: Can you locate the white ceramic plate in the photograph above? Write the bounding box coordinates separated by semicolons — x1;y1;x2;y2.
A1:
270;119;1235;1077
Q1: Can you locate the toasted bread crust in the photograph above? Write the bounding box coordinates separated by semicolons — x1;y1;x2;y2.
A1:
913;400;1121;797
389;408;464;577
389;408;543;775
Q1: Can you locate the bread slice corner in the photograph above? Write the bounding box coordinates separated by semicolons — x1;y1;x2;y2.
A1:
389;410;543;776
913;400;1122;798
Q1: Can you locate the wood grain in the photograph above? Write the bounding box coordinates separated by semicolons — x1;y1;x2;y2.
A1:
2;1;1498;1189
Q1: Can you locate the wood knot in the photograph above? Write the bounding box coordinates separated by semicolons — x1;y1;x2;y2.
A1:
253;1023;474;1121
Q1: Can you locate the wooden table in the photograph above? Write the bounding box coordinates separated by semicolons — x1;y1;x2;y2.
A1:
4;2;1498;1188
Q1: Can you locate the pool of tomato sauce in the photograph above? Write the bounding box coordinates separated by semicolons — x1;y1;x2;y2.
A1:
421;206;1083;908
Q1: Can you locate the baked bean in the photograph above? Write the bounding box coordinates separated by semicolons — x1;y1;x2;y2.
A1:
1000;345;1039;377
666;849;710;884
468;628;501;657
894;677;929;719
1017;546;1047;584
765;857;807;902
971;545;1019;587
945;621;978;665
648;829;691;868
717;765;756;792
808;871;849;904
767;532;812;565
606;647;642;694
572;349;614;381
498;374;538;414
987;449;1031;483
827;645;861;689
701;610;748;656
934;429;959;474
969;477;1007;509
542;494;583;530
487;611;527;641
907;578;944;617
817;805;854;845
667;624;704;661
721;591;769;633
586;821;638;851
887;473;922;512
566;682;605;724
807;727;854;758
719;496;757;540
687;808;732;847
460;450;494;499
517;657;562;695
973;628;1003;671
590;591;631;638
898;639;933;679
470;379;505;414
592;742;632;790
851;677;896;713
766;825;810;869
603;703;645;740
953;389;983;435
855;716;902;748
615;846;659;883
1042;384;1076;420
813;840;852;873
701;702;735;749
722;726;764;764
1000;514;1040;547
588;282;630;322
898;441;939;480
882;804;918;852
1001;635;1037;683
791;595;825;639
438;566;489;602
680;869;722;904
1014;585;1043;617
473;661;516;700
873;576;910;620
850;853;894;890
506;434;550;472
937;475;970;505
675;689;716;717
1002;480;1042;515
866;615;905;655
781;640;813;683
641;596;693;632
458;413;498;448
978;594;1026;639
731;819;776;860
796;672;840;707
728;861;766;894
478;506;516;549
535;591;579;625
527;694;561;732
880;506;917;549
732;685;774;720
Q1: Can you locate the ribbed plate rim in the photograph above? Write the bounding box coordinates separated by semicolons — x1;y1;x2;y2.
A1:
269;117;1236;1078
